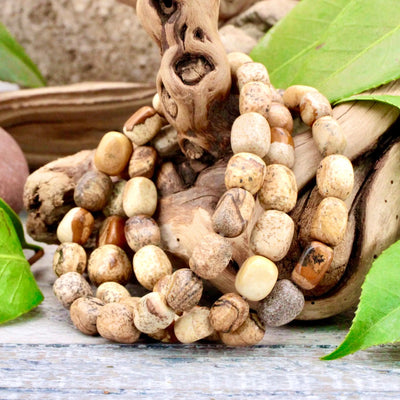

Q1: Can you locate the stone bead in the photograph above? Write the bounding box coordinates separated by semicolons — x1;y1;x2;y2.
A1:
225;152;266;195
316;155;354;200
265;102;294;134
133;245;173;291
94;131;133;176
98;216;128;250
103;180;127;218
56;207;94;245
123;106;165;146
311;197;348;246
250;210;294;262
258;164;297;212
151;125;180;158
152;93;164;116
227;51;253;78
70;297;104;336
312;116;347;156
122;176;157;217
212;188;255;238
96;282;131;304
53;242;87;277
236;62;270;91
300;92;333;126
239;81;272;118
230;112;271;158
235;255;278;301
263;127;295;168
257;279;305;327
128;145;158;179
124;215;161;252
291;241;334;290
282;85;318;112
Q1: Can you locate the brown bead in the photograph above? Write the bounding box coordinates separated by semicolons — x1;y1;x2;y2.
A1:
57;207;95;245
128;145;158;179
291;241;334;290
264;127;295;169
124;215;161;252
98;216;128;250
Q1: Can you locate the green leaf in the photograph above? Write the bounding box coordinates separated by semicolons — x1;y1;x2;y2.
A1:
0;208;44;324
335;94;400;109
250;0;400;102
322;240;400;360
0;22;46;88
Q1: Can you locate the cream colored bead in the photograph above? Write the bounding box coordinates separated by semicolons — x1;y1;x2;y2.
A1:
133;245;172;290
300;92;333;126
53;242;87;277
174;306;214;344
239;81;272;118
250;210;294;262
94;131;133;176
235;255;278;301
236;62;270;91
311;197;348;246
227;52;253;78
282;85;318;111
96;282;130;304
265;102;294;134
263;127;295;168
225;152;266;195
230;112;271;158
258;164;297;212
124;215;161;252
317;155;354;200
122;176;157;217
152;93;164;116
56;207;94;245
312;116;347;156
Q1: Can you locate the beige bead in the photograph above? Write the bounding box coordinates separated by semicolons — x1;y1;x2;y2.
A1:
250;210;294;262
312;116;347;156
227;52;253;78
122;177;157;217
153;274;172;298
239;81;272;118
94;131;133;176
265;102;294;134
236;62;270;91
152;93;164;116
133;292;176;334
317;155;354;200
124;215;161;252
118;296;141;314
258;164;297;212
189;233;232;279
128;145;158;179
235;255;278;301
300;92;333;126
271;87;285;104
70;296;104;336
212;188;255;238
53;242;87;277
282;85;318;111
96;282;130;303
56;207;94;245
151;125;180;158
230;112;271;158
311;197;348;246
102;180;127;218
263;127;295;168
133;245;173;290
174;306;214;344
225;152;266;195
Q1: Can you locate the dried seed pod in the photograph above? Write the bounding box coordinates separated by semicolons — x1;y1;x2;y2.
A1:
94;131;133;176
87;244;133;286
53;242;87;277
263;127;295;168
98;216;128;250
225;152;266;195
56;207;94;245
189;233;232;279
165;268;203;314
257;280;305;327
239;81;272;118
300;92;333;126
133;245;173;290
124;215;161;252
282;85;318;112
227;52;253;78
97;302;141;344
312;115;347;156
133;292;176;334
265;102;294;134
212;188;255;238
128;145;158;179
102;180;127;218
174;306;215;344
96;282;131;304
70;296;104;335
230;112;271;158
209;293;249;333
220;313;265;346
53;272;93;309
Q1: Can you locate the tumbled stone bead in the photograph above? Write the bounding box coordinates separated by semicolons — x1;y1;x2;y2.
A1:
57;207;94;245
225;152;266;195
212;188;255;238
235;255;278;301
311;197;348;246
312;116;347;156
263;127;295;168
122;176;157;217
291;241;334;290
124;215;161;252
250;210;294;262
257;279;305;326
265;102;294;134
282;85;318;111
258;164;297;212
103;180;127;218
236;62;270;92
94;131;133;176
230;112;271;158
98;216;127;250
316;155;354;200
300;92;333;126
239;81;272;118
128;145;158;179
227;51;253;78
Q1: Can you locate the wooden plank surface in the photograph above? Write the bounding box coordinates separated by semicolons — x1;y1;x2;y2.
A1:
1;225;400;399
